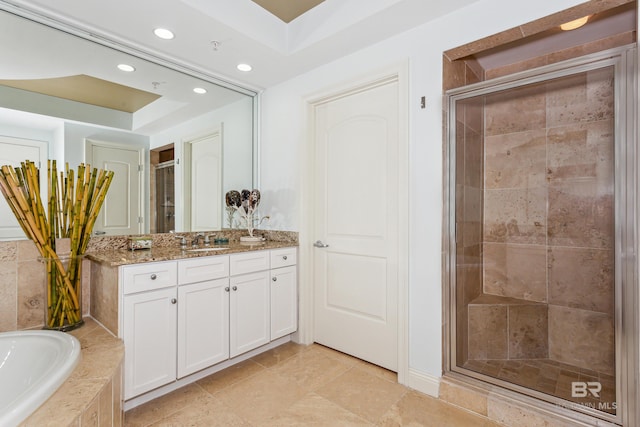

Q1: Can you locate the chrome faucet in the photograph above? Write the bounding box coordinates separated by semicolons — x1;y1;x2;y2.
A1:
174;235;187;249
192;232;205;247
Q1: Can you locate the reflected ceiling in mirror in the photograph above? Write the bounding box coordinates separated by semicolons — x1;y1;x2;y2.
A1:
0;9;254;135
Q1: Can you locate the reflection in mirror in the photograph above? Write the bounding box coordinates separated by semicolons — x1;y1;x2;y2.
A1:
0;7;257;239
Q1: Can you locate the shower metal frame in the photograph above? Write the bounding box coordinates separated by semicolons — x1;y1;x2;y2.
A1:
443;45;639;426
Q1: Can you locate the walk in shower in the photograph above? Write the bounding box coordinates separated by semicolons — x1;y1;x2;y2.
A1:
444;45;637;425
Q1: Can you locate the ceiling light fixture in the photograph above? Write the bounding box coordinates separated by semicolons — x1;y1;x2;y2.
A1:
153;28;175;40
237;63;252;72
193;87;207;94
117;64;135;72
560;15;590;31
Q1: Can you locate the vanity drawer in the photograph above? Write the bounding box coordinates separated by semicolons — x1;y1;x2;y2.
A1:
270;248;297;269
230;250;270;276
122;261;177;294
178;255;229;285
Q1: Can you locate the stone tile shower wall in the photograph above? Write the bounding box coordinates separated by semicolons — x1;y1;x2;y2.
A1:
480;68;615;375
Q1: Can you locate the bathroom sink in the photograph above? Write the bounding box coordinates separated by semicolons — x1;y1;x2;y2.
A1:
186;247;228;252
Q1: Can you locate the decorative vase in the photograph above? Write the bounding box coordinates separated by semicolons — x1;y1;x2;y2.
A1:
40;252;84;331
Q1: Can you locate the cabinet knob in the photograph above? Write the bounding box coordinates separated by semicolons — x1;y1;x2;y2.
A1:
171;298;177;304
232;286;238;291
225;287;230;292
272;277;277;282
282;255;287;261
150;274;157;280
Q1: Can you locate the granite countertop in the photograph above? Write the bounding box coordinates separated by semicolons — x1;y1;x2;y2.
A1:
86;240;298;267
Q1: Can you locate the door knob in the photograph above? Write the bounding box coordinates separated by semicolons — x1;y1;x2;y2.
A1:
313;240;329;248
232;286;238;291
171;298;177;304
272;277;277;282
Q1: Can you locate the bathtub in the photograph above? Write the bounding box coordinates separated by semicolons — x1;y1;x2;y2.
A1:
0;330;81;427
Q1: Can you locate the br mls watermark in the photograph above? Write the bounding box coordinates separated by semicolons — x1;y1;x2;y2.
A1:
564;381;618;411
571;381;601;398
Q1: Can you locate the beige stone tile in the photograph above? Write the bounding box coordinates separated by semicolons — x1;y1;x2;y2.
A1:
147;393;250;427
304;343;361;366
484;83;546;136
16;259;45;329
22;378;104;427
196;359;265;394
547;182;613;249
81;395;100;427
548;246;614;314
468;304;508;360
485;129;546;189
483;243;547;302
16;239;38;261
463;125;483;187
99;379;114;427
315;367;406;423
548;305;614;376
546;67;614;127
442;54;467;92
262;392;373;427
483;187;547;244
547;120;613;185
379;390;501;427
508;304;548;359
0;240;17;261
0;261;17;331
271;345;352;391
215;369;307;425
249;340;306;368
439;381;488;416
124;383;210;427
488;395;584;427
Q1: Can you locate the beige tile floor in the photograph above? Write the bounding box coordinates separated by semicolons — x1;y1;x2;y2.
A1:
125;342;503;426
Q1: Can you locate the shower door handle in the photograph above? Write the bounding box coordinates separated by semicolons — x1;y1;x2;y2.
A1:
313;240;329;248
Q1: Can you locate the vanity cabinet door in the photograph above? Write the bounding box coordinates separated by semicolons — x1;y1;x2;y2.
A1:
229;271;270;357
123;287;177;400
270;265;298;340
177;278;230;378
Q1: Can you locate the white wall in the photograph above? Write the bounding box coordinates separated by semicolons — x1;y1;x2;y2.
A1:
259;0;585;385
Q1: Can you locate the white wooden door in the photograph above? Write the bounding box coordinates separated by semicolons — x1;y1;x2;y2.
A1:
188;132;222;231
0;136;47;240
177;278;229;378
270;265;297;340
123;287;177;400
89;141;142;236
229;271;270;357
313;77;400;371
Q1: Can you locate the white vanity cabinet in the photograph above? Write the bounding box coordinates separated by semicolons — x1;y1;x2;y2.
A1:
270;248;298;340
177;256;230;378
229;251;271;357
122;261;178;400
114;246;298;402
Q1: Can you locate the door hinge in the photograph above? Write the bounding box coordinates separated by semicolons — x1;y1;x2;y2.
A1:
138;164;143;172
138;216;144;224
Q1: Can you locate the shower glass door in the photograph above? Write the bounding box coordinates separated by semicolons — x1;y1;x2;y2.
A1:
445;48;637;424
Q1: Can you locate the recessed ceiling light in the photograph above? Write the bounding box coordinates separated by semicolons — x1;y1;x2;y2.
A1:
560;15;590;31
117;64;135;72
237;63;252;72
153;28;175;40
193;87;207;94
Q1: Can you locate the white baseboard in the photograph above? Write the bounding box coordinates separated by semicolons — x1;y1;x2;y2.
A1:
406;369;441;397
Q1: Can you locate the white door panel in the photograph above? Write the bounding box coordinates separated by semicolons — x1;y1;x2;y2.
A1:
0;136;47;240
89;142;142;236
313;79;399;371
186;130;222;231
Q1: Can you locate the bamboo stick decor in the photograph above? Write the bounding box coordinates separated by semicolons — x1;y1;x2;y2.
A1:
0;160;114;330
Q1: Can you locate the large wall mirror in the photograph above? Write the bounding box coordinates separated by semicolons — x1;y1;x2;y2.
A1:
0;6;258;239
